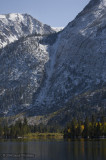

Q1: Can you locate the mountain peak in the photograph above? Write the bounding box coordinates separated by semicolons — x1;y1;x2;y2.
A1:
0;13;41;23
0;13;55;48
7;13;24;21
85;0;106;9
75;0;106;20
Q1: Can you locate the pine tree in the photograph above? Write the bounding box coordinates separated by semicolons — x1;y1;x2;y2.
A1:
83;117;90;138
76;120;82;137
0;123;3;137
101;116;105;136
96;122;101;138
90;115;96;138
4;125;9;138
71;118;77;138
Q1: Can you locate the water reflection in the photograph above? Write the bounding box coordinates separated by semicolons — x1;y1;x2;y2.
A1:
0;139;106;160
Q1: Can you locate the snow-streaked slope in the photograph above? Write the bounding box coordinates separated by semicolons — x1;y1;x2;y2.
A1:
0;13;55;48
0;35;50;116
30;0;106;114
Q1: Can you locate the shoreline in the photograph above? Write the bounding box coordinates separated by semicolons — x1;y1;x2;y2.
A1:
0;133;106;141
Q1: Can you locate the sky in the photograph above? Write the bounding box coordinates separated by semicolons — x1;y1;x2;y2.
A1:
0;0;90;27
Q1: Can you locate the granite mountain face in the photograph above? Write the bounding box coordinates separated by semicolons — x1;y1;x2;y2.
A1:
0;0;106;121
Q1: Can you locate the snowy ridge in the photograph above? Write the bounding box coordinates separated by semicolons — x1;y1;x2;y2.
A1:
0;13;55;48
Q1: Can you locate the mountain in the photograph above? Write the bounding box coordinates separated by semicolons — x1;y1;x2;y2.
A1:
29;0;106;114
0;0;106;123
0;13;55;48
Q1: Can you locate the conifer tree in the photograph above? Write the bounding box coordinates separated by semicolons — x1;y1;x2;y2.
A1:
83;117;90;138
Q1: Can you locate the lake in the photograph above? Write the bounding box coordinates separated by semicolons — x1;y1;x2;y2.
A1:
0;139;106;160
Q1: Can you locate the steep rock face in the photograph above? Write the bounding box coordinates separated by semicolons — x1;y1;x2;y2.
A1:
0;13;55;48
30;0;106;113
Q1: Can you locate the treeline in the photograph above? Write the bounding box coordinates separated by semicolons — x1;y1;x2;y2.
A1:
0;116;106;139
0;118;61;139
64;116;106;139
0;118;30;139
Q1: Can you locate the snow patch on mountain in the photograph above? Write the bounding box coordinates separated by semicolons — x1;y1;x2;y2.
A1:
8;13;24;21
52;27;64;32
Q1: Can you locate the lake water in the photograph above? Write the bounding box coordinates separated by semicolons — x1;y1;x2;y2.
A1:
0;139;106;160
